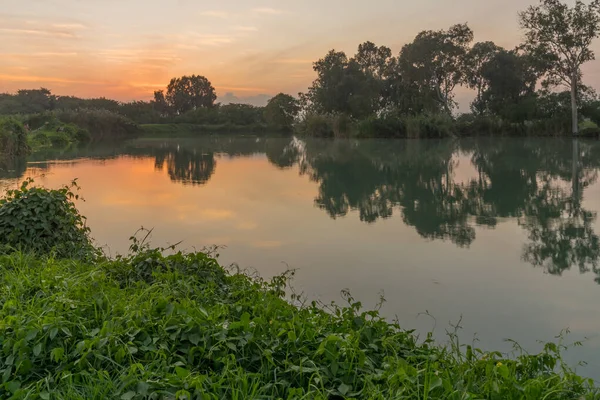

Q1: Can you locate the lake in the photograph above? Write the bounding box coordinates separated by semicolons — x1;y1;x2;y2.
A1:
2;136;600;377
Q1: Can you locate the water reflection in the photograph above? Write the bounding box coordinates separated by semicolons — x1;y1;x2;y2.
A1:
6;136;600;282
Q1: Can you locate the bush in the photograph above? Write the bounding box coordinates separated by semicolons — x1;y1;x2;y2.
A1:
0;179;94;258
356;112;407;138
56;108;140;141
404;113;454;138
0;244;596;398
0;117;29;157
295;112;356;138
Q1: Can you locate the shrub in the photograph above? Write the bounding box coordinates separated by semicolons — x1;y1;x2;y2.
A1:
0;117;29;157
0;179;94;258
356;113;407;138
404;113;454;138
0;246;596;398
56;108;139;141
295;112;356;138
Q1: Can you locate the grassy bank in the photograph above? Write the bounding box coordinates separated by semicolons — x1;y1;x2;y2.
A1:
140;123;287;138
0;182;598;399
295;112;600;139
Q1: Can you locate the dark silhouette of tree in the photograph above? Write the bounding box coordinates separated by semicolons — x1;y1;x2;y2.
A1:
398;24;474;115
165;75;217;115
305;50;378;118
463;42;502;114
264;93;300;130
520;0;600;134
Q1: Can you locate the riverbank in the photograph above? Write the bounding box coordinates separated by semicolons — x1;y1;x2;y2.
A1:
0;250;596;399
140;123;289;138
0;182;598;399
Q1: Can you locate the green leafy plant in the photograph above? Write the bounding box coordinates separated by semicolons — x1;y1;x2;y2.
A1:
0;117;30;158
0;179;94;258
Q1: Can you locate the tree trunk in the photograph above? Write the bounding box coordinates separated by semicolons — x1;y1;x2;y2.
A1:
570;73;578;136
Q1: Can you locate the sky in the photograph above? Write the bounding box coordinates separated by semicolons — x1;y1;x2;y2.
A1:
1;0;599;106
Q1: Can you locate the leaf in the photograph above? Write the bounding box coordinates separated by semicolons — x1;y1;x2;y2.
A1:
33;343;43;357
39;392;50;400
429;376;442;392
6;380;21;394
25;329;39;342
338;383;351;396
188;333;200;346
121;391;136;400
137;381;150;396
49;327;58;341
51;347;64;362
226;342;237;351
175;367;190;379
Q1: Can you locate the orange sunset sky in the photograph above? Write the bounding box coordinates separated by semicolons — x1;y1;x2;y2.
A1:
2;0;600;106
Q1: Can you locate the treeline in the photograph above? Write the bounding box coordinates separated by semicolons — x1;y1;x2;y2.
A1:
0;85;300;133
297;0;600;137
2;0;600;139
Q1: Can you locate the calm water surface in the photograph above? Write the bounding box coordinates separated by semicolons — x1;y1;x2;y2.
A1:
2;136;600;376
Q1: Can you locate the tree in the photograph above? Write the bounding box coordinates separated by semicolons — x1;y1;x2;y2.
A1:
165;75;217;115
305;50;378;118
352;42;395;110
399;24;474;115
16;88;55;113
264;93;300;129
463;42;502;114
479;50;540;120
153;90;170;116
519;0;600;135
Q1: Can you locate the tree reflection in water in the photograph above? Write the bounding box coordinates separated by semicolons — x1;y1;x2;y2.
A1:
4;136;600;282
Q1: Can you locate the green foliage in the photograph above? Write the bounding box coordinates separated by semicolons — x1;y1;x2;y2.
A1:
264;93;301;130
305;50;381;119
22;113;91;151
0;179;94;258
295;113;356;138
0;240;596;398
56;109;139;141
0;117;29;158
160;75;217;115
399;24;474;115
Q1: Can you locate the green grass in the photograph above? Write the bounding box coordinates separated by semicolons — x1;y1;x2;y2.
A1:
0;247;596;399
0;183;598;399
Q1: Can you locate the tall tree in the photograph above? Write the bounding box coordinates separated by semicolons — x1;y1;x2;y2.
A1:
463;42;502;115
165;75;217;115
305;50;377;118
16;88;55;113
519;0;600;135
352;41;394;110
399;24;474;115
479;50;540;120
153;90;170;116
264;93;300;129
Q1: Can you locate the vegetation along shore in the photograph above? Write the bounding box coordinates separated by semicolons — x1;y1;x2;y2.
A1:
0;179;596;398
2;0;600;150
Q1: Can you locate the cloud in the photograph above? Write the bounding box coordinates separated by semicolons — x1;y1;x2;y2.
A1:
274;58;313;64
233;26;258;32
51;23;87;30
1;52;79;59
252;7;284;15
199;10;230;18
0;27;75;38
0;73;102;85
